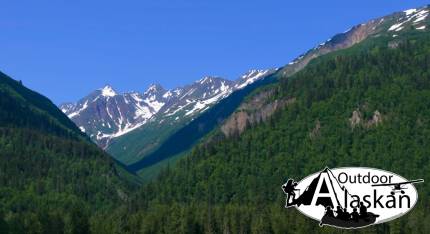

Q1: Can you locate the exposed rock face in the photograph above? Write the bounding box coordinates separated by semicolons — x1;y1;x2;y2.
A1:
349;109;383;129
388;40;401;49
222;7;420;138
60;70;277;149
280;12;401;78
60;85;169;148
366;110;383;127
309;120;321;139
221;90;295;137
349;110;362;128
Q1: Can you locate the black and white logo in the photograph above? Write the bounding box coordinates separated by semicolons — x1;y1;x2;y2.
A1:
282;167;423;229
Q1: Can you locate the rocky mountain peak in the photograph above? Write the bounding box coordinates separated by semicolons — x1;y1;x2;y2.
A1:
282;5;430;78
99;85;117;97
144;83;165;95
60;68;275;148
235;69;276;89
196;76;224;85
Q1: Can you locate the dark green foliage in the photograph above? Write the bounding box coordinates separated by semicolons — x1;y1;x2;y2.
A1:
101;32;430;233
0;74;137;233
0;72;85;139
2;21;430;234
127;74;278;172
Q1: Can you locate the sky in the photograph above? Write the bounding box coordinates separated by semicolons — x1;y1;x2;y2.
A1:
0;0;428;104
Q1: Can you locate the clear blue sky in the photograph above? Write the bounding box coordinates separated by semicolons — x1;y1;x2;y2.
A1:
0;0;428;104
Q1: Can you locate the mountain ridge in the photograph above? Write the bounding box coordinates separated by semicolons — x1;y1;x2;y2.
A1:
0;71;139;233
59;69;276;149
118;20;430;233
220;5;430;140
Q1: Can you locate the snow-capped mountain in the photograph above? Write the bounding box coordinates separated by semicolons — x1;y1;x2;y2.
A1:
60;69;276;148
234;69;273;89
281;5;429;77
60;84;168;147
388;8;428;32
159;76;235;119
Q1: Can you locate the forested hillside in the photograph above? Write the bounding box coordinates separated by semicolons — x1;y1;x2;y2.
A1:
127;74;278;173
0;73;138;233
1;6;429;234
98;31;430;233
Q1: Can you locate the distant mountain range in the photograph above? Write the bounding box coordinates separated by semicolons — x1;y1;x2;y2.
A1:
280;6;429;77
2;4;430;232
119;5;430;232
60;5;430;173
59;69;276;164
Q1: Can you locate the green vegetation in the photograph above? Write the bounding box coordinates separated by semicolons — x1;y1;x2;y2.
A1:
107;117;190;165
0;73;139;233
97;32;430;233
137;150;187;182
126;74;278;173
2;16;430;234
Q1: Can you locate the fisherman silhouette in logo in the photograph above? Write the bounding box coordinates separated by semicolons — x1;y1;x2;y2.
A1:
335;206;350;221
284;168;380;228
336;206;344;219
321;202;379;228
324;206;334;218
282;179;299;207
351;208;360;222
359;202;369;220
342;208;351;221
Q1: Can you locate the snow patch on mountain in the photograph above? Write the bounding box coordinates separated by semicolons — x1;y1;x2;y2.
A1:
163;91;173;98
184;85;232;116
144;99;165;112
134;104;152;120
60;103;75;113
60;68;276;148
68;100;88;118
235;70;272;89
404;9;417;16
101;85;117;97
389;8;429;32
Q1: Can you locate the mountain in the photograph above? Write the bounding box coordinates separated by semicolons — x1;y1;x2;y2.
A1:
126;72;280;173
62;5;430;173
222;5;430;137
60;84;167;147
124;6;430;174
0;71;139;233
60;69;276;164
92;6;430;233
281;6;429;77
3;4;430;233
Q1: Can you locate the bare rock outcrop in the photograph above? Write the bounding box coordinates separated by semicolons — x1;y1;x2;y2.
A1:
309;120;321;139
349;109;362;128
281;15;391;77
349;109;383;129
221;90;295;137
366;110;383;127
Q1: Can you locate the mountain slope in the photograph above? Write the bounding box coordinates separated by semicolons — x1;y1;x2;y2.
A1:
60;69;276;165
60;84;168;148
281;6;429;77
0;72;138;233
126;73;279;172
97;7;430;233
125;6;430;174
222;5;430;138
105;76;236;164
0;72;86;139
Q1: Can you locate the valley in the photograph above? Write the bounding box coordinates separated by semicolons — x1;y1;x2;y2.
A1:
1;3;430;233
